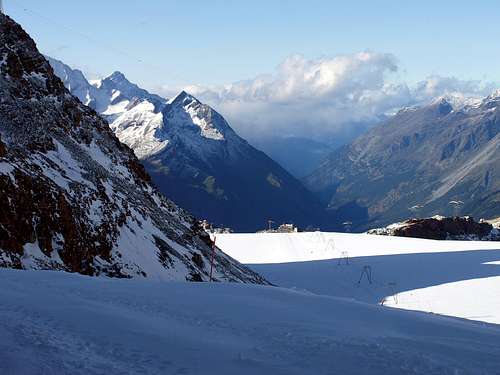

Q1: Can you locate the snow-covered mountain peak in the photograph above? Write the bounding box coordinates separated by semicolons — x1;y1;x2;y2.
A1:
48;58;237;159
45;56;100;107
489;88;500;99
165;91;228;141
110;99;167;159
165;90;230;142
89;79;102;88
429;96;453;115
90;70;167;114
430;96;451;107
100;71;136;94
106;70;127;83
457;88;500;113
169;90;198;105
482;88;500;107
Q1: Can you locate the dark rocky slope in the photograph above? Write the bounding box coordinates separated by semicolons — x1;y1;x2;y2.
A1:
0;14;267;284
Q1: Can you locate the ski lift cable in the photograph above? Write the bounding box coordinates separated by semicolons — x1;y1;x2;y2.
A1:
324;239;401;304
9;0;167;74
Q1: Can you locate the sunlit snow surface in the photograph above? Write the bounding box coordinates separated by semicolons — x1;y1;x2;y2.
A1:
110;100;169;159
216;232;500;324
1;269;500;375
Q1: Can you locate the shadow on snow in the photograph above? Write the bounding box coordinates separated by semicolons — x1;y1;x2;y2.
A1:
249;249;500;304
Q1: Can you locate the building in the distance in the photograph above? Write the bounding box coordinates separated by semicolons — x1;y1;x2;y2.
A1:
199;219;233;234
258;223;300;233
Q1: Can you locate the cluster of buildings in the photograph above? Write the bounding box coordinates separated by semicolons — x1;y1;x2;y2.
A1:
257;223;300;233
199;220;233;234
200;219;301;234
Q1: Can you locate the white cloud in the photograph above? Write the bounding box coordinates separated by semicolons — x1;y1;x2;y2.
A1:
413;75;496;99
412;75;497;107
158;53;498;142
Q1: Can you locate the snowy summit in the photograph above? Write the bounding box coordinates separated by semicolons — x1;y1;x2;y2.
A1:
49;58;330;232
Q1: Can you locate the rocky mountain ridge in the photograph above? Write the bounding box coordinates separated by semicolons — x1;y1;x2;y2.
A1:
305;95;500;230
49;57;331;232
0;14;267;283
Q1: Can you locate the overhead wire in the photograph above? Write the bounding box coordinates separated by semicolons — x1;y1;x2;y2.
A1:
8;0;167;75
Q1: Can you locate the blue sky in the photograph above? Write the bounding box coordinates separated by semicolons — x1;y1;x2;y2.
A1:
6;0;500;88
5;0;500;141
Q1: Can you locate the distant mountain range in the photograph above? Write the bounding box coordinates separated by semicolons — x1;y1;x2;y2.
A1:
48;57;330;232
305;96;500;230
48;55;500;234
0;13;267;282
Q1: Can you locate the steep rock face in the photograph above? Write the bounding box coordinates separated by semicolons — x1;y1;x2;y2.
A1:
0;14;267;284
305;98;500;230
49;59;330;232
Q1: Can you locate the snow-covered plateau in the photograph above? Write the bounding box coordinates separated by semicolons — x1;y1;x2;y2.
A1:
3;232;499;374
217;232;500;324
1;268;500;375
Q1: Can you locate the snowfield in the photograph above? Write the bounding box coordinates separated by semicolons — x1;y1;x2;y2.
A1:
216;232;500;324
383;276;500;325
1;269;500;375
216;232;500;264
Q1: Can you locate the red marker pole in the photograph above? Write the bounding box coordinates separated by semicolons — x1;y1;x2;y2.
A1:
209;235;216;282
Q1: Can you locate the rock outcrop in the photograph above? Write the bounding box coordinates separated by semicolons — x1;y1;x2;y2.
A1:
368;216;498;241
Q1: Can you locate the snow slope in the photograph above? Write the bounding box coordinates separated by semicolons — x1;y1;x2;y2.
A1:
384;276;500;325
216;232;500;263
1;269;500;375
216;232;500;324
